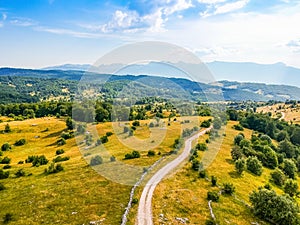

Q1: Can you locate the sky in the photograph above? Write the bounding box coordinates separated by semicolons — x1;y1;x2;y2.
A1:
1;0;300;69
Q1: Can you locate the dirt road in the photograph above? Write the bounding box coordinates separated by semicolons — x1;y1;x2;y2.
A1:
137;127;212;225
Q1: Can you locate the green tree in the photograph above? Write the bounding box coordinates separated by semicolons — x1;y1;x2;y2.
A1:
4;123;11;133
222;183;235;195
207;191;219;202
246;156;263;176
90;155;103;166
234;134;244;145
282;159;297;179
249;188;300;225
231;146;243;161
235;158;246;175
284;179;298;197
1;143;11;151
291;127;300;145
278;139;296;159
270;169;286;187
262;147;278;169
213;117;222;129
66;117;75;130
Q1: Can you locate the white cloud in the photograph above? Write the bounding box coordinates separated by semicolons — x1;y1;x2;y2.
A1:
10;17;37;27
163;0;194;15
2;13;7;21
100;0;194;33
101;10;142;33
200;0;249;17
214;0;249;14
197;0;227;4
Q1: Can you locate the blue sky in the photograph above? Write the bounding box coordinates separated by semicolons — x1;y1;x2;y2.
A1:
1;0;300;68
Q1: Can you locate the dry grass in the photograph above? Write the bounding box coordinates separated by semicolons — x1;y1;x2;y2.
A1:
0;118;131;225
151;121;292;225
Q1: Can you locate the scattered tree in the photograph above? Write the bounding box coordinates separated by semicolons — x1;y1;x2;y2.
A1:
246;156;263;176
235;158;246;175
284;179;298;197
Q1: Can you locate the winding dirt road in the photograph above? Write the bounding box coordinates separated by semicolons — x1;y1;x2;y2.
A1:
137;127;212;225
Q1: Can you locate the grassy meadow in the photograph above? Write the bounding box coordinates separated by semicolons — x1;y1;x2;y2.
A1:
151;121;299;225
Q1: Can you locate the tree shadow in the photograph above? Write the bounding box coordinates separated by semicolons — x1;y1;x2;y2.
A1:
228;171;242;179
42;129;65;139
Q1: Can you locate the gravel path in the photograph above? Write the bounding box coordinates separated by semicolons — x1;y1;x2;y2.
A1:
137;127;212;225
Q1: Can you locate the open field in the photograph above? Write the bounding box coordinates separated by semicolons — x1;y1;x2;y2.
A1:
257;103;300;123
0;118;131;225
0;116;209;224
151;121;299;225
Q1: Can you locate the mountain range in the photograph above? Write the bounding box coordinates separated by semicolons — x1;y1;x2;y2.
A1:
1;65;300;102
41;61;300;87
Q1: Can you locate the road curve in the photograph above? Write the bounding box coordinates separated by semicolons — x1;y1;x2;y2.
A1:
137;127;212;225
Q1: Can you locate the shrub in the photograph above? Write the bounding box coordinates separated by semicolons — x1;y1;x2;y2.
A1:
0;156;11;164
211;176;217;186
66;117;75;130
26;155;48;167
3;213;13;223
18;161;24;164
200;120;211;128
124;151;140;160
205;219;216;225
90;155;103;166
234;134;244;145
149;122;155;128
132;198;139;205
14;138;26;146
56;149;65;155
1;143;11;151
0;183;5;191
233;124;244;131
60;132;73;140
106;131;113;137
222;183;235;195
282;159;297;179
271;169;286;187
53;156;70;163
123;126;130;133
246;156;263;176
0;169;9;179
235;158;246;175
250;188;300;225
76;124;86;134
284;179;298;197
207;191;219;202
196;143;207;151
110;156;116;162
3;165;11;169
147;150;155;157
4;123;11;133
57;138;66;146
132;121;140;126
45;163;64;174
199;170;207;178
100;136;108;144
15;169;26;178
192;159;202;171
231;146;243;161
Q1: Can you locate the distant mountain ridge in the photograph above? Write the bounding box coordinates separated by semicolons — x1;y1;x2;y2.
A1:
1;67;300;102
41;61;300;87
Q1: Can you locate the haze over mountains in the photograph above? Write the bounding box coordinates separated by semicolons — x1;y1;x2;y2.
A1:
2;64;300;102
41;61;300;87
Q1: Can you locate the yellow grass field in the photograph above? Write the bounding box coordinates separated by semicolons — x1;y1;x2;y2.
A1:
0;116;208;224
257;103;300;123
151;121;297;225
